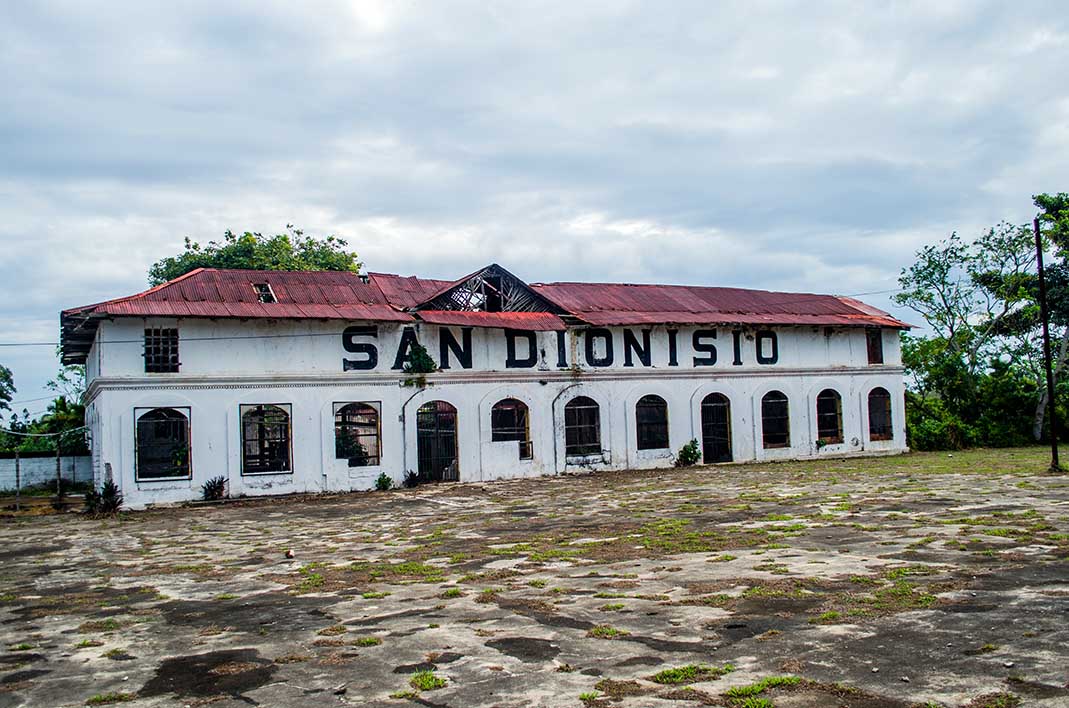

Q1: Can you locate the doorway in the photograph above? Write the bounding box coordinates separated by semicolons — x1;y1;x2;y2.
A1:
416;400;459;482
701;393;732;463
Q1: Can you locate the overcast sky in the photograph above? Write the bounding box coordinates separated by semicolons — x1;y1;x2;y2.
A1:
2;0;1067;414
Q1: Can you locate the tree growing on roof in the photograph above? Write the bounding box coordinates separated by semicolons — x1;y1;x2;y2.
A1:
148;225;361;286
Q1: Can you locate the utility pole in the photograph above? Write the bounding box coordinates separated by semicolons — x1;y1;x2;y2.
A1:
1034;217;1062;472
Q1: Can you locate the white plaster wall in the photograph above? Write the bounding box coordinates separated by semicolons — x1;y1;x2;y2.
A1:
91;319;900;377
82;318;907;508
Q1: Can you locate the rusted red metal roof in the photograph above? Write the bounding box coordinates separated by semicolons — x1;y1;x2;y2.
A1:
416;310;566;331
61;266;908;364
64;268;412;323
529;282;910;329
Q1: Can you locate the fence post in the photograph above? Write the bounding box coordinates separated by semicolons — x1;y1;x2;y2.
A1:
14;450;20;512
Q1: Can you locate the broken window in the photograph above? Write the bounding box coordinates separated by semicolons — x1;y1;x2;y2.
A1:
868;387;893;441
635;394;669;450
761;391;790;449
816;389;844;444
253;282;276;303
143;328;179;373
564;396;601;456
866;329;884;365
135;407;191;480
491;398;532;459
334;402;381;467
241;404;291;474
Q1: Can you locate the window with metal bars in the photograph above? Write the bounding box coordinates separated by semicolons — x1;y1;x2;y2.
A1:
564;396;601;456
868;387;893;441
134;407;191;480
491;398;532;459
334;402;381;466
241;404;292;474
143;328;179;373
816;389;844;444
635;394;669;450
761;391;790;449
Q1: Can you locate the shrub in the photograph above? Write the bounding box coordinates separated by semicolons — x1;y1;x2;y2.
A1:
201;475;227;501
374;472;392;491
674;439;701;467
402;471;421;488
84;480;123;517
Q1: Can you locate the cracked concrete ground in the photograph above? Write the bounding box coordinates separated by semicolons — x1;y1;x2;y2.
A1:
1;447;1068;708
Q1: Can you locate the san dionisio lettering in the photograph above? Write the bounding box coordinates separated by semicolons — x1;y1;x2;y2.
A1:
345;327;780;372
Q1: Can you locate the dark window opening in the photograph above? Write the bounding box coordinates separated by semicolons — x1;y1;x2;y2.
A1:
334;402;381;466
816;389;844;444
761;391;790;449
565;396;601;456
491;398;532;459
144;328;179;373
866;329;884;365
241;404;291;474
482;275;503;312
135;407;190;480
253;282;276;303
635;394;669;450
868;387;893;441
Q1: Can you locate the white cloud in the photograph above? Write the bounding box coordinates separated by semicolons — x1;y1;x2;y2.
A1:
0;0;1067;401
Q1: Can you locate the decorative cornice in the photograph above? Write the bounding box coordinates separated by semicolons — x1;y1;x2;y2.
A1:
85;365;904;398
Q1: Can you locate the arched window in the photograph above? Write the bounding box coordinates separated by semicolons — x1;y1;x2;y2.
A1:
761;391;790;449
868;387;893;441
241;404;291;474
635;394;669;450
564;396;601;456
335;403;380;466
816;389;843;444
491;398;533;459
135;407;190;480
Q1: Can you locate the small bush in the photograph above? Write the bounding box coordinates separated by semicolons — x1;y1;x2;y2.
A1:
84;480;123;517
402;471;421;488
374;472;392;491
674;439;701;467
201;475;227;501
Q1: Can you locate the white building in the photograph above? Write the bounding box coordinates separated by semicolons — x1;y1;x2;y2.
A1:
61;264;910;508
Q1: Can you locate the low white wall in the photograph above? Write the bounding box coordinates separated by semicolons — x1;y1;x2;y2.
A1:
0;456;93;490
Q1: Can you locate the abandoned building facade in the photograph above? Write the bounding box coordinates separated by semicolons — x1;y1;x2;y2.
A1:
61;265;910;508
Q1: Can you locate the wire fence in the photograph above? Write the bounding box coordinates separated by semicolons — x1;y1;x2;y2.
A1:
0;427;91;512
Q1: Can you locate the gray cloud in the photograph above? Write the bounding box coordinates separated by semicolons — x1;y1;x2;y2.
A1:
1;0;1067;405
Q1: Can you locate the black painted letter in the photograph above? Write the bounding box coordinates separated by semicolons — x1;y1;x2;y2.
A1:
505;330;538;368
342;325;378;371
623;329;652;367
391;327;422;370
692;329;718;367
585;328;614;367
756;330;778;365
439;327;473;370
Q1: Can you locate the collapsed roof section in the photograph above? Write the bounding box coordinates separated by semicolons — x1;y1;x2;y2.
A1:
60;265;910;364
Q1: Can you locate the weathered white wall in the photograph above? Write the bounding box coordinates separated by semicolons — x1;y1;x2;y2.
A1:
86;319;901;380
0;456;93;490
83;318;906;508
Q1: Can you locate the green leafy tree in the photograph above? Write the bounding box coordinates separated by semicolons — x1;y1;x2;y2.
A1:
895;217;1054;449
0;363;13;416
148;225;361;285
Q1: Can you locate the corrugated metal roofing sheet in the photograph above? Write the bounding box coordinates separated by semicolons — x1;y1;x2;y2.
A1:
529;282;911;329
416;310;566;331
